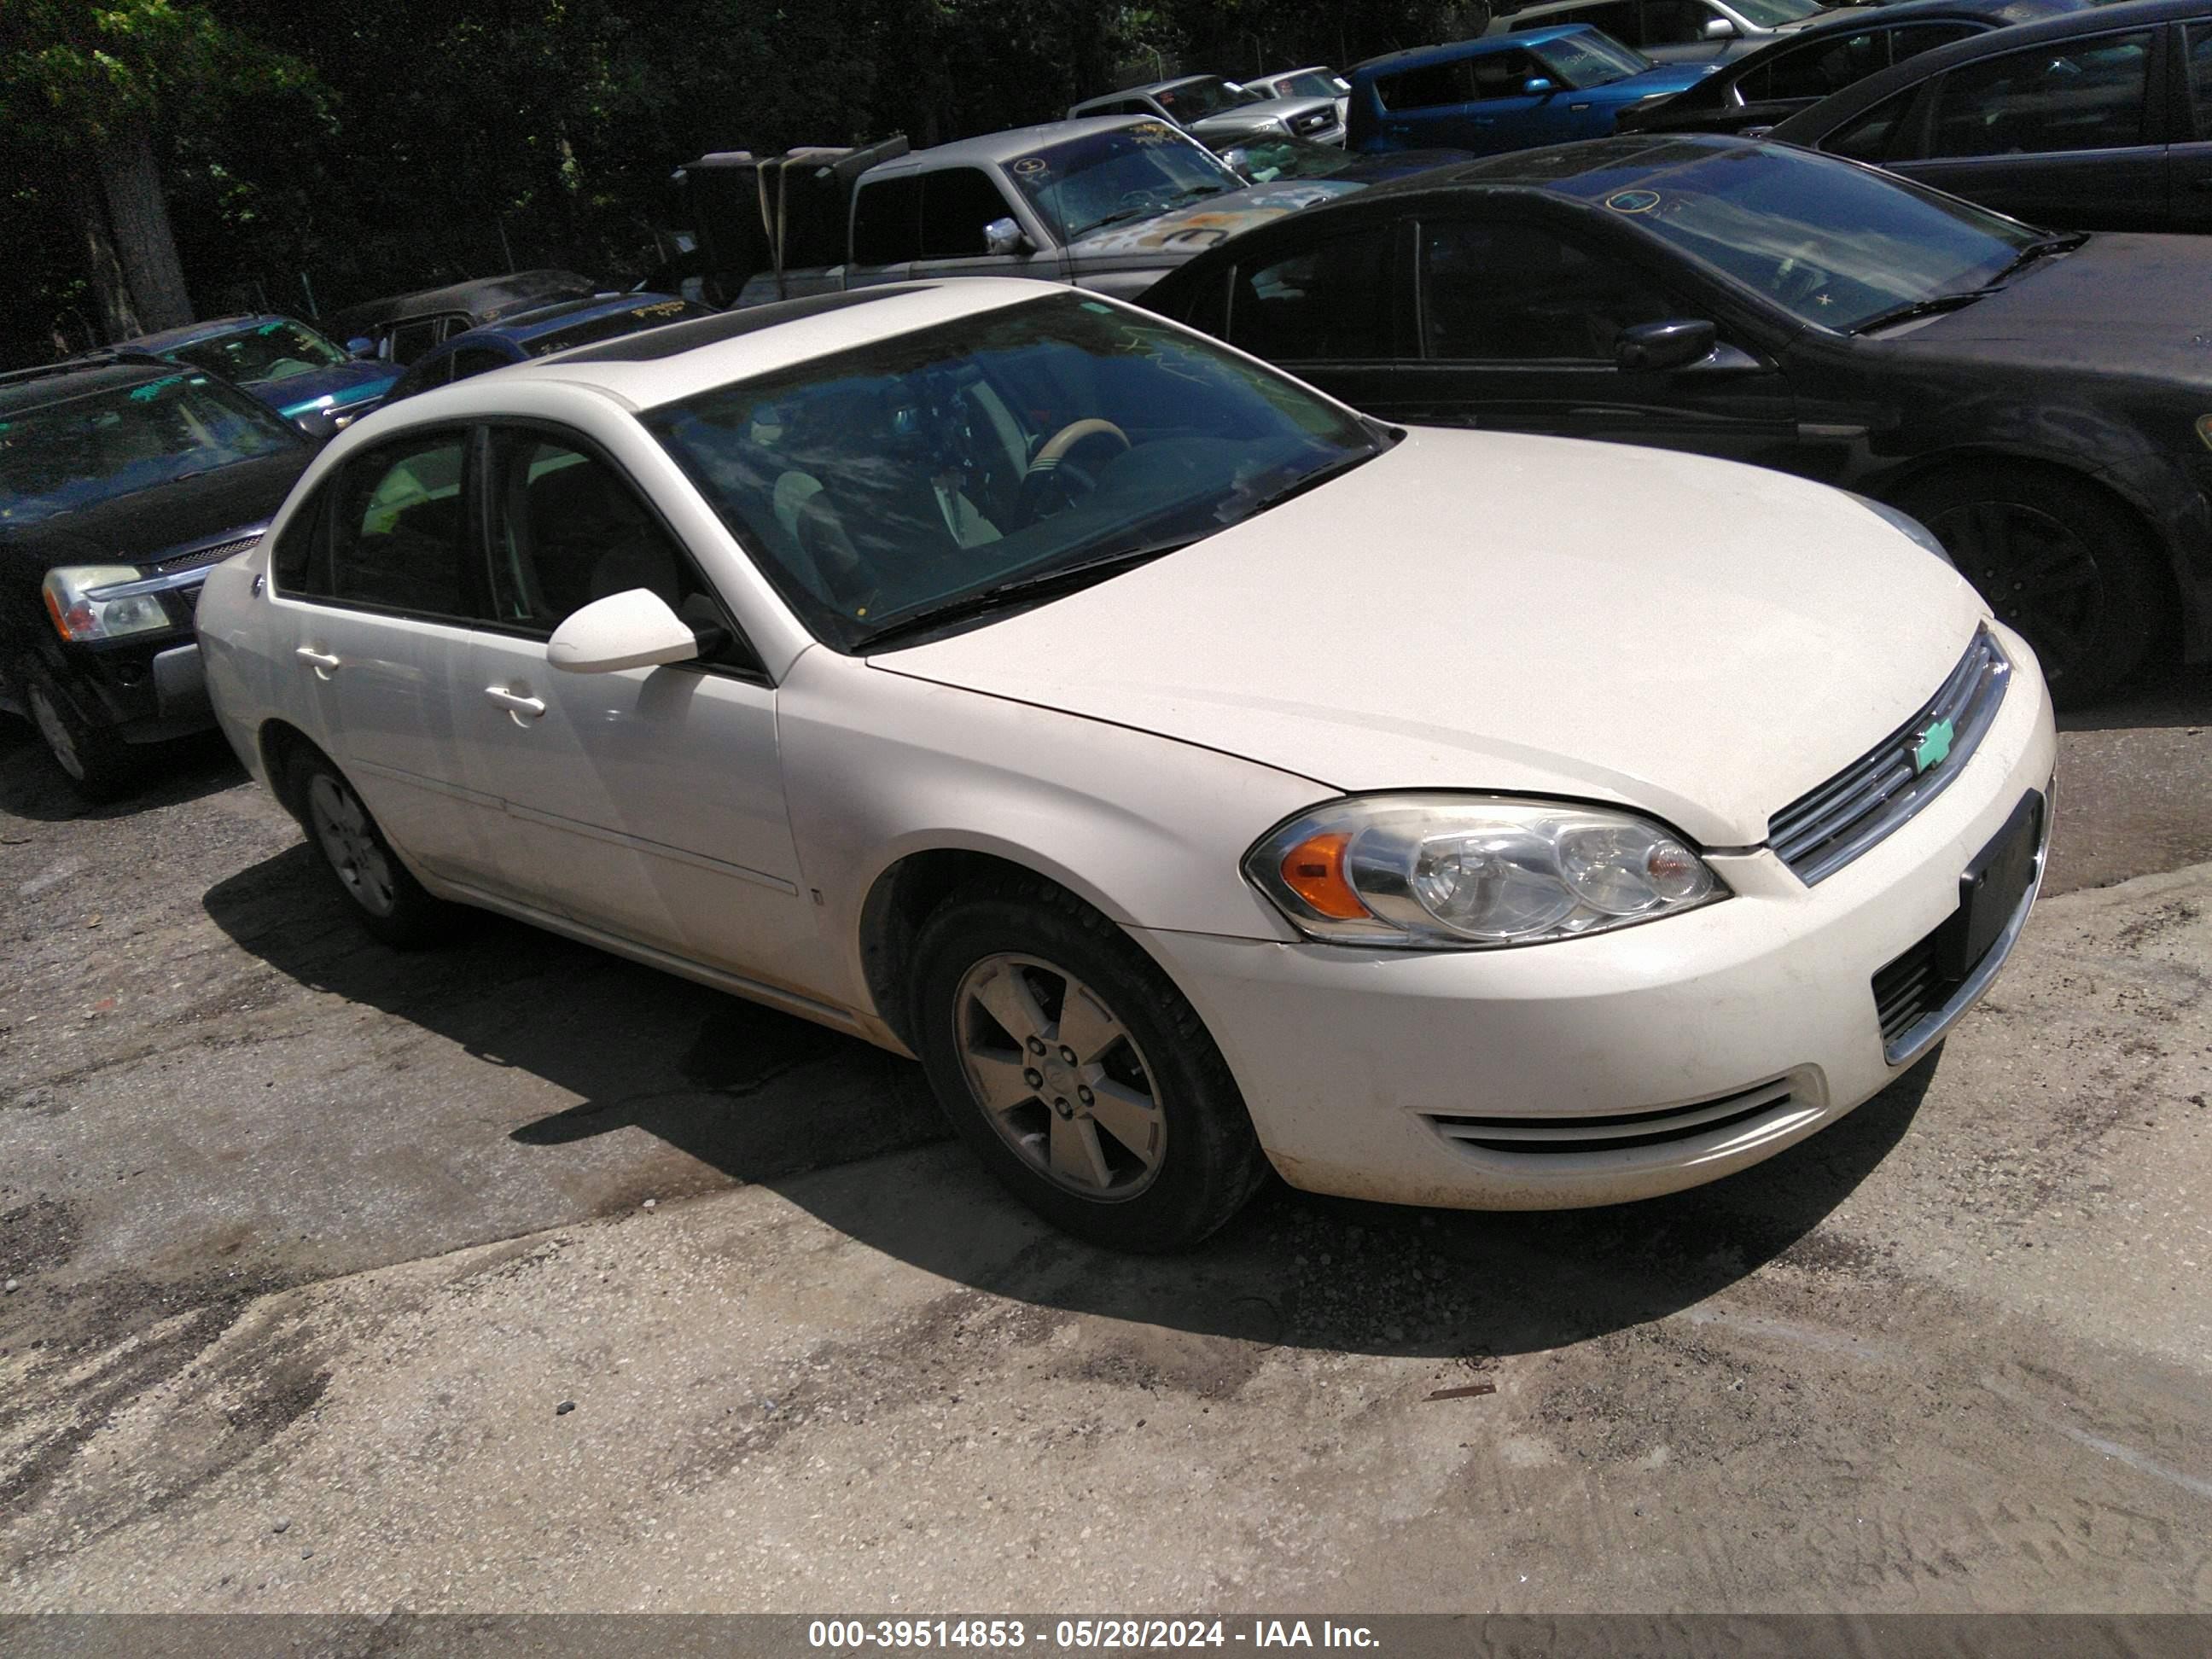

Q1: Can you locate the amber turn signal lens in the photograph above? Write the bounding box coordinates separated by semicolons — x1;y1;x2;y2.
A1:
1278;830;1367;920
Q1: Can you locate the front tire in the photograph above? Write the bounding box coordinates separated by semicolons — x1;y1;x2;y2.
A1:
286;750;455;948
909;876;1269;1252
23;668;134;803
1893;467;2163;706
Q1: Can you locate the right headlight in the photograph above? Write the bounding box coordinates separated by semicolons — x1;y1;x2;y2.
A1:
43;564;172;643
1244;794;1727;950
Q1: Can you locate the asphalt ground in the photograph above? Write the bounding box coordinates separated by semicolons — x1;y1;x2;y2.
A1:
0;657;2207;1611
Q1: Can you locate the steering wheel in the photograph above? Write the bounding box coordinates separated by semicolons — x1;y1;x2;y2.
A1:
1019;419;1130;521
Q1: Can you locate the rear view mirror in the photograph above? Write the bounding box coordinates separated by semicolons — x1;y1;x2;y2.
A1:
984;217;1027;255
547;587;703;673
1615;318;1718;372
1703;17;1738;38
1523;77;1557;95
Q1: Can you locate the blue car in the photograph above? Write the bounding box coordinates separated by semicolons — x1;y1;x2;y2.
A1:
381;292;711;404
1347;26;1720;154
119;313;400;434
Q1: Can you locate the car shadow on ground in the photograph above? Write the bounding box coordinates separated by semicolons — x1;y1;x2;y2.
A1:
0;718;244;824
206;840;1935;1361
2058;658;2212;734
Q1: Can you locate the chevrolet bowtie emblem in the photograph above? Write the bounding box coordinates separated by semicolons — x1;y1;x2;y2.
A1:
1910;718;1955;776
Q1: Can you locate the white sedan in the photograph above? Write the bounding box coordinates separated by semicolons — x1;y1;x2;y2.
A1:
196;278;2056;1251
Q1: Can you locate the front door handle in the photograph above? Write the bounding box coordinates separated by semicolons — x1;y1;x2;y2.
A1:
295;645;341;679
484;684;547;725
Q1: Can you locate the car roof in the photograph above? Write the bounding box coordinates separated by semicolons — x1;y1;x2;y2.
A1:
1730;0;2083;47
865;116;1188;173
377;280;1062;422
0;358;182;416
116;313;303;352
328;270;596;335
1769;0;2197;139
1352;25;1609;77
442;291;675;347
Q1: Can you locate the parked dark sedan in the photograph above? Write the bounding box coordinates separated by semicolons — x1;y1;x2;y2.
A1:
1616;0;2087;135
327;270;600;367
115;313;402;435
378;292;713;404
0;360;312;795
1141;135;2212;701
1767;0;2210;231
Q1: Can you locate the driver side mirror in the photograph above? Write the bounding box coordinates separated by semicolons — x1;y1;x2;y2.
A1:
547;587;705;673
1522;77;1557;96
1702;17;1738;39
346;336;377;359
1615;318;1718;373
984;217;1028;256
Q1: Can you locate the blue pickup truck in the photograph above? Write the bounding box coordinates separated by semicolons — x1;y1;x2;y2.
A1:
1347;26;1719;154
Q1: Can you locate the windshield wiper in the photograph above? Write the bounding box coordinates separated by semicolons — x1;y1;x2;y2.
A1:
859;538;1195;650
1852;233;2086;335
1217;444;1384;525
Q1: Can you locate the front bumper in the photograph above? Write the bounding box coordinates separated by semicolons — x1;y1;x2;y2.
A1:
47;632;212;741
1134;621;2058;1211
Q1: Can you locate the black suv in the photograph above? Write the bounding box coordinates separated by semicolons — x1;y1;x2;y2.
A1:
1;358;313;798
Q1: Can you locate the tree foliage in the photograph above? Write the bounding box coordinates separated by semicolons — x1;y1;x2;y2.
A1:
1;0;1477;358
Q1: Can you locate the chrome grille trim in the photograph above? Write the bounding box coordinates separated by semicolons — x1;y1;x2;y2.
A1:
1425;1075;1803;1155
1768;626;2010;885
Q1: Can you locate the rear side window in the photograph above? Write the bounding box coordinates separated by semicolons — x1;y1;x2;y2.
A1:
327;433;474;617
2190;21;2212;134
270;487;330;597
919;168;1017;258
852;175;923;265
385;317;441;365
1739;31;1887;102
1927;30;2153;159
1231;228;1395;359
1823;86;1920;162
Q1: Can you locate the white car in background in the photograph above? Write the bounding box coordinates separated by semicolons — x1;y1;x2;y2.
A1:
196;279;2056;1251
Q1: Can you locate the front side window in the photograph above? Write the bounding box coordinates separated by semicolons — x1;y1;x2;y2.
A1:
1470;49;1551;100
386;317;441;366
0;372;300;527
483;433;707;634
920;169;1020;258
1824;85;1919;161
1422;220;1674;360
1376;60;1479;111
167;319;350;387
852;174;923;265
1531;27;1654;87
328;434;472;616
449;346;514;383
1929;30;2153;159
1231;228;1394;359
1740;31;1885;102
1000;125;1239;242
1155;79;1254;121
645;293;1384;652
2190;22;2212;132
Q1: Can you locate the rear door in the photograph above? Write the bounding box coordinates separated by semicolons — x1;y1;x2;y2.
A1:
1889;25;2170;230
2165;19;2212;230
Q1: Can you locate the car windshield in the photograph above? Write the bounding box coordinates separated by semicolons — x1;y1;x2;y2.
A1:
1216;135;1357;183
1734;0;1823;23
1157;78;1260;119
1534;30;1655;87
1566;141;2043;329
645;294;1386;652
0;372;299;527
1004;125;1242;241
167;319;351;385
1276;72;1344;99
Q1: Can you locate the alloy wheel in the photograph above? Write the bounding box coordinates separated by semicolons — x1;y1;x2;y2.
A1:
27;686;85;782
307;773;398;917
953;952;1166;1200
1929;498;2102;683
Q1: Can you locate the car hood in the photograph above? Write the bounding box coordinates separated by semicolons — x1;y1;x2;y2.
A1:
871;428;1988;846
1903;234;2212;382
1189;96;1339;134
0;450;309;579
249;358;402;419
1067;179;1369;261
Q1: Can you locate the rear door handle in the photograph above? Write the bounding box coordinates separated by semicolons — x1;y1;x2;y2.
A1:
295;646;341;678
484;685;547;724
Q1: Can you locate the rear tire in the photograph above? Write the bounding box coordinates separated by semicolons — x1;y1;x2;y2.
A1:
22;667;134;803
1891;466;2163;706
909;874;1269;1253
285;749;456;948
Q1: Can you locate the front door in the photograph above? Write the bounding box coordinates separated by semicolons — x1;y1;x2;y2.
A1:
458;426;830;998
1377;216;1800;467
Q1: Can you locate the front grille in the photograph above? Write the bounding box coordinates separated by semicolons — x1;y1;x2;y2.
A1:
1872;933;1941;1049
1426;1075;1804;1155
144;532;262;575
1767;626;2009;885
1291;109;1336;135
